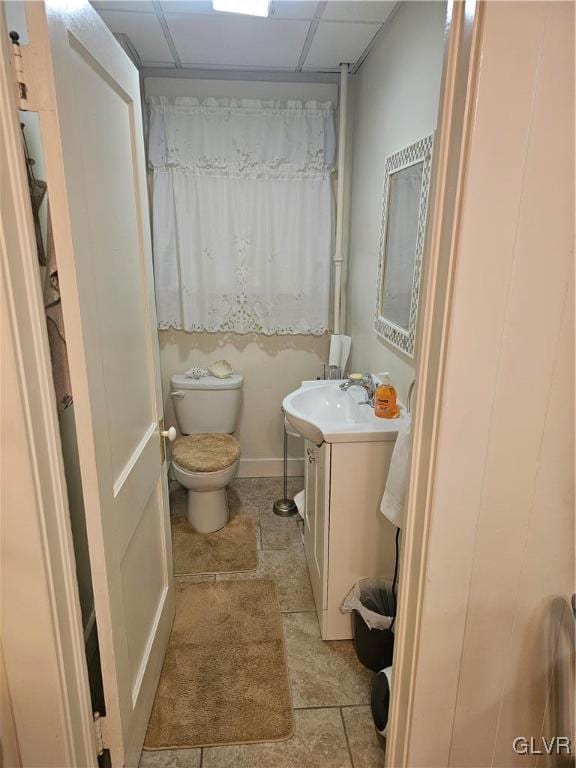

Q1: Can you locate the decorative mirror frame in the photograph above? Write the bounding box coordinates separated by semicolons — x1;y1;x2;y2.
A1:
375;133;434;358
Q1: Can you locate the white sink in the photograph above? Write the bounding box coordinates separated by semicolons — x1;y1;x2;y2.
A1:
283;380;406;445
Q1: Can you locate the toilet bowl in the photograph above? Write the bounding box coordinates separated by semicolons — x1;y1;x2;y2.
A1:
171;431;241;533
172;457;240;534
170;373;243;533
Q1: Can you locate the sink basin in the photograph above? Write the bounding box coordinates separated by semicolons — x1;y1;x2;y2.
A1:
283;380;406;445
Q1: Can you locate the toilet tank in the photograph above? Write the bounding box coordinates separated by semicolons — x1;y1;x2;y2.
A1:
170;373;243;435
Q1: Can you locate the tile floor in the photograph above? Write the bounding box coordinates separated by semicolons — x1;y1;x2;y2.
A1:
140;478;385;768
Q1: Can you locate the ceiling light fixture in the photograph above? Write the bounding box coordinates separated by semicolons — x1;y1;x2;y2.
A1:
212;0;270;17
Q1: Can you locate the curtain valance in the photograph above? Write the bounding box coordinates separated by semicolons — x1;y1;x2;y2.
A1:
148;96;335;180
149;96;334;335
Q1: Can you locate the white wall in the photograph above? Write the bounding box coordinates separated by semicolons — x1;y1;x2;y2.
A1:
160;331;328;476
403;2;575;764
145;76;337;476
346;1;446;402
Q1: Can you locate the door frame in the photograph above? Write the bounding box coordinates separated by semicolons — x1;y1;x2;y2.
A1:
0;6;96;765
0;1;482;764
389;2;574;764
385;2;484;765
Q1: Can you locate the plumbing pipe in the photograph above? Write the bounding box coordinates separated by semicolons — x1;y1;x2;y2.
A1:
333;62;349;336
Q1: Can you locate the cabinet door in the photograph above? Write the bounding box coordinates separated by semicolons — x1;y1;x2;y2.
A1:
304;441;330;612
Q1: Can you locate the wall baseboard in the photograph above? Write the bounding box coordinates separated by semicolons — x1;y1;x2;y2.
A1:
238;458;304;478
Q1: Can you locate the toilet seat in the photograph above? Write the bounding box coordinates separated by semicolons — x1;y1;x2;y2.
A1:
171;458;240;490
172;433;240;473
171;434;240;534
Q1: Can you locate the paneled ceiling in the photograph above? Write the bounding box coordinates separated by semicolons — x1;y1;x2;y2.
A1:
91;1;396;73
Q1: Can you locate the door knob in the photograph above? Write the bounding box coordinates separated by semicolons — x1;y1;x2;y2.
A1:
161;426;176;442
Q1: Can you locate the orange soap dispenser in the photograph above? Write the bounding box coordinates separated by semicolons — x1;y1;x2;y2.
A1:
374;373;399;419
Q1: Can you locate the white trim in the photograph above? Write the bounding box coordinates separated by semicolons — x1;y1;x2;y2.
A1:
385;3;484;765
140;66;341;83
151;0;181;68
114;32;142;69
332;62;349;335
0;7;96;765
112;421;156;497
130;584;170;707
295;1;327;72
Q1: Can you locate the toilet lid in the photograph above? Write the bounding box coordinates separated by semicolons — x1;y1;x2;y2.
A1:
171;373;243;391
172;433;240;473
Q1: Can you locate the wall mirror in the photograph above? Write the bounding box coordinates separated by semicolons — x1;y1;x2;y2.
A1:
375;134;434;357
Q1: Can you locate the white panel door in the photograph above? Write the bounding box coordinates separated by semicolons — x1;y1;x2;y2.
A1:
24;2;174;765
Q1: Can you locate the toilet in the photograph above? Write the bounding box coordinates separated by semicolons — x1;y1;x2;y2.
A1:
170;372;243;533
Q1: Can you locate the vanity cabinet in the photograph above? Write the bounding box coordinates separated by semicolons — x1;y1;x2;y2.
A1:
303;442;330;617
303;438;396;640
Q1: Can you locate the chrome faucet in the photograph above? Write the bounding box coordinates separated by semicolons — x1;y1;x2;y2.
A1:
340;373;376;406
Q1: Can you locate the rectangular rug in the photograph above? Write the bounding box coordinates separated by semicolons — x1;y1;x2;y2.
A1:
144;579;294;749
171;512;257;575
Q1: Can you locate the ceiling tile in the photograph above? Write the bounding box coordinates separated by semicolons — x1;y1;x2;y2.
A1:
165;15;310;67
322;1;395;23
91;1;155;11
98;10;174;62
303;20;379;69
270;1;318;19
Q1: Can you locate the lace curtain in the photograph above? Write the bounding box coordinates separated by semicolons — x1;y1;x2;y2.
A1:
148;96;335;335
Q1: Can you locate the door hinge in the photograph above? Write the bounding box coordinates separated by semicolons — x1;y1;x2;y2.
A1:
9;32;28;109
8;29;51;112
93;712;107;756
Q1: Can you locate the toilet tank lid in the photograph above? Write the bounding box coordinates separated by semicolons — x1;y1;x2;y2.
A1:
171;373;243;391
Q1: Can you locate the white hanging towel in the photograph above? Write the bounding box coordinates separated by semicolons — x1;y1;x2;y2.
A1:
294;489;305;520
328;334;342;367
380;414;412;528
328;334;352;372
338;335;352;372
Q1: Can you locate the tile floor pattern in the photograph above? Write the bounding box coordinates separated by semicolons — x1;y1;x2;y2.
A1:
141;478;385;768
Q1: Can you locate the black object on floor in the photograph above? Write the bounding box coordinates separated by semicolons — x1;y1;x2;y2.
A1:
353;613;395;672
371;667;392;736
351;579;395;672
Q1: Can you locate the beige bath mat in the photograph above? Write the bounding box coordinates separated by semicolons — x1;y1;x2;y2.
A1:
171;512;257;575
144;579;294;750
